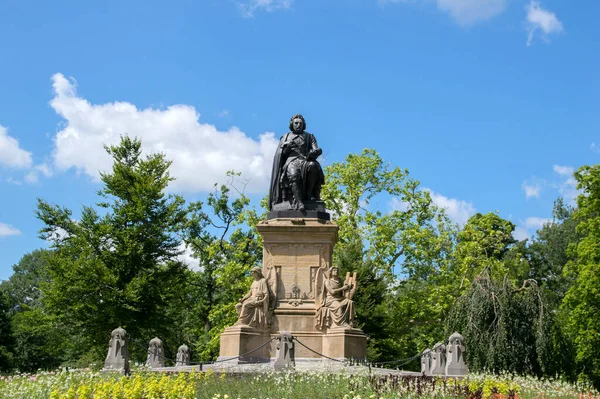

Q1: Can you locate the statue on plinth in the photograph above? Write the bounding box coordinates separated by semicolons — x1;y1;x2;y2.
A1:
104;326;130;374
269;114;325;212
235;267;270;328
314;267;357;330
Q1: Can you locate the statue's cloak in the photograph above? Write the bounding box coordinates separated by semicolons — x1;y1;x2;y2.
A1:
269;131;324;210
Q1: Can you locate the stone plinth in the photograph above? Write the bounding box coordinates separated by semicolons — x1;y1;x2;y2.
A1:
219;325;270;363
218;215;367;362
323;327;367;360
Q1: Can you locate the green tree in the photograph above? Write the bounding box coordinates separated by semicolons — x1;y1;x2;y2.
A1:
448;212;561;377
321;149;456;362
183;173;262;360
36;136;190;364
454;212;518;288
562;165;600;387
0;249;71;371
0;289;13;371
447;270;548;376
528;199;579;307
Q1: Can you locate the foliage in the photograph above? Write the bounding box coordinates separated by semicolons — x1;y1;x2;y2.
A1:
0;290;13;371
454;212;518;289
0;249;72;372
321;148;457;363
183;172;262;360
447;270;550;376
561;165;600;387
35;136;190;364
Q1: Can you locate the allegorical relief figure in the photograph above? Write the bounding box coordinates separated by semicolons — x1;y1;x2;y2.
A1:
235;267;271;328
314;267;357;330
269;114;325;211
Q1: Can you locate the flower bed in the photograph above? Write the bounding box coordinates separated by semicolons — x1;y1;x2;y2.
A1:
0;368;598;399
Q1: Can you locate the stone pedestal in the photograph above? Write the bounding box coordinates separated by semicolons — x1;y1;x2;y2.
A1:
219;325;271;363
218;215;367;362
323;327;367;360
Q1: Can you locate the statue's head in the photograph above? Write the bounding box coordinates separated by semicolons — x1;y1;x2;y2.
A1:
329;266;340;278
251;267;264;280
289;114;306;133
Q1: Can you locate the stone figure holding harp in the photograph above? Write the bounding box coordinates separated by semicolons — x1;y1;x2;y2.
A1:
314;266;357;330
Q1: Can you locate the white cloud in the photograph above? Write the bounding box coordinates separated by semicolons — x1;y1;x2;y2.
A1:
0;124;33;169
216;109;230;118
24;163;53;185
524;216;551;230
513;226;530;241
0;222;21;237
551;164;578;203
437;0;507;25
553;164;573;177
522;178;544;199
526;0;564;46
177;243;201;271
380;0;507;25
239;0;293;17
427;189;476;225
49;73;278;194
591;143;600;153
514;216;552;241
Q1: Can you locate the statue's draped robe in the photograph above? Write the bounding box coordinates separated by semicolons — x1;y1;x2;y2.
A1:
269;131;324;209
315;277;355;330
235;277;270;328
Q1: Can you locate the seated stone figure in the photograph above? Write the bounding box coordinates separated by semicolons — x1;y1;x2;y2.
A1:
235;267;270;328
315;267;356;330
269;114;325;211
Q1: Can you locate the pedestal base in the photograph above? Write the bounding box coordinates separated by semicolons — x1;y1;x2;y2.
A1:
323;327;367;361
218;325;271;363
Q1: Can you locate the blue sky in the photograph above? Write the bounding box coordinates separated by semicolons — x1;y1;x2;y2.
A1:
0;0;598;279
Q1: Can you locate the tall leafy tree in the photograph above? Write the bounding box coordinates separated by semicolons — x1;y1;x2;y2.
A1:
561;165;600;387
0;249;70;371
183;173;262;360
448;212;560;377
528;199;580;307
0;289;13;371
321;149;456;362
36;136;190;363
